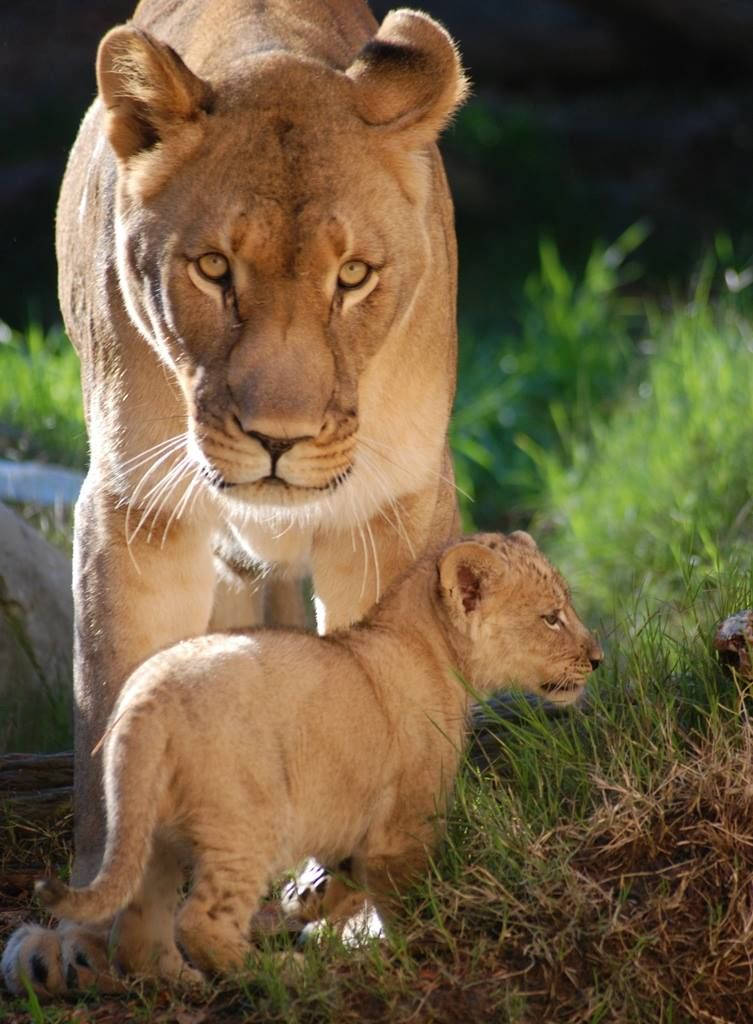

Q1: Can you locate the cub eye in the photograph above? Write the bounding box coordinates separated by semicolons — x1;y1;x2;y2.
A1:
338;260;371;289
542;612;561;628
196;252;230;282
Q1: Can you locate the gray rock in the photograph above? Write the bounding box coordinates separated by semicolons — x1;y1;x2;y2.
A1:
0;502;73;753
0;460;83;507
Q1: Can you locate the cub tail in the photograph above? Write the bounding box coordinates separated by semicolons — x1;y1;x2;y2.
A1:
35;701;169;925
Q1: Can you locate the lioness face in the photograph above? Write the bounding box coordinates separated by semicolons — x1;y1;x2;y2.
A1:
99;14;468;520
119;74;421;502
440;532;603;705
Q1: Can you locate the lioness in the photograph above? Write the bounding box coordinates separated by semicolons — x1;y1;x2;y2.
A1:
2;0;469;996
35;532;602;980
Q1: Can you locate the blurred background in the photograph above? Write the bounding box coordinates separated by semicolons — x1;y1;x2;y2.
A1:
2;0;753;748
4;1;753;327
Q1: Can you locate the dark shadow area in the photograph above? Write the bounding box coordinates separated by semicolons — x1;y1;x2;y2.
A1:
2;1;752;328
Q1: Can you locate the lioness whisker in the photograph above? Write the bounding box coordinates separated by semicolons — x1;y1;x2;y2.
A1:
186;473;208;522
144;457;195;543
272;515;298;541
119;433;188;472
364;437;470;500
116;437;188;514
161;464;205;547
358;457;396;542
358;435;473;503
127;452;189;531
356;448;416;559
363;514;381;604
124;443;190;542
347;486;370;605
128;455;192;547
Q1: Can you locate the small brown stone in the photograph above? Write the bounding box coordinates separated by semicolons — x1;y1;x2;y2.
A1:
714;609;753;679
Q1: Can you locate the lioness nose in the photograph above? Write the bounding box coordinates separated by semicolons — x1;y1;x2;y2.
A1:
246;430;298;458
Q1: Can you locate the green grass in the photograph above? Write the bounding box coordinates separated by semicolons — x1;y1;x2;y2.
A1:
452;223;649;528
0;320;86;469
530;282;753;621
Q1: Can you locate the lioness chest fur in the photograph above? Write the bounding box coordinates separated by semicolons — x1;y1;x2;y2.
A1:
38;532;602;977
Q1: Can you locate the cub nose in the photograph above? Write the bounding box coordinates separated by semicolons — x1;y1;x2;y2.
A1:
589;639;604;671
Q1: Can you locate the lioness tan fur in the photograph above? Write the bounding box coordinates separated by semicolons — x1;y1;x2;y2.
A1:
2;0;470;996
36;532;602;979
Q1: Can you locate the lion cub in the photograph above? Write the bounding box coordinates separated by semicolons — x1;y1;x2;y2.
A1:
37;531;601;977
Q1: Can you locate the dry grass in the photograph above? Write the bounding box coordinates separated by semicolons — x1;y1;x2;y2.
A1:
462;729;753;1023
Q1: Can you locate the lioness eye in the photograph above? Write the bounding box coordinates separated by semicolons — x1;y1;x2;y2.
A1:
338;260;370;288
197;252;230;282
543;612;560;627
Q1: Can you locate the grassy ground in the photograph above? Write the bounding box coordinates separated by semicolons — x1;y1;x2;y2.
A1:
2;250;753;1021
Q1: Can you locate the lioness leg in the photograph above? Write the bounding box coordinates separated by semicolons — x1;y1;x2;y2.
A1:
210;559;308;631
209;562;266;630
356;846;432;932
277;859;367;931
72;498;217;885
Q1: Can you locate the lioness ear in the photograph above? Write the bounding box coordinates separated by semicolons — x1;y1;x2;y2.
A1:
438;542;501;619
97;26;214;161
346;9;468;145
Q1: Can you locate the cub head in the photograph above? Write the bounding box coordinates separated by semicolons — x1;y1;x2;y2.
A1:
438;531;603;705
94;10;468;519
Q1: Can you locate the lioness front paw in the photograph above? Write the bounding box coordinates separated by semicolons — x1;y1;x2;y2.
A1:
279;858;332;924
1;920;124;998
2;923;65;997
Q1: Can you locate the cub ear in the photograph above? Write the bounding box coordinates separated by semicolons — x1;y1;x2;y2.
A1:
346;9;469;146
508;530;538;551
438;541;502;619
96;26;214;161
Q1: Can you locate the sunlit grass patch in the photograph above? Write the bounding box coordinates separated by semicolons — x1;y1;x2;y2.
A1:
0;321;85;469
531;292;753;618
452;223;648;528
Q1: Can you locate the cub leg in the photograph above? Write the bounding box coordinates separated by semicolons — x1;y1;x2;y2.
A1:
175;816;278;976
176;855;269;975
111;833;200;983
